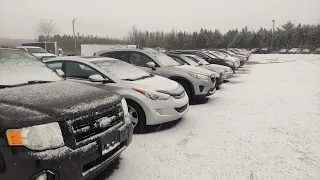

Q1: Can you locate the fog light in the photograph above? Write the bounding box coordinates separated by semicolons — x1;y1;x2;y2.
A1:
155;109;164;115
36;173;47;180
31;170;56;180
199;85;204;92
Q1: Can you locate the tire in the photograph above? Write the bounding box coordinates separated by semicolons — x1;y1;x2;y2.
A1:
126;99;146;133
178;81;194;101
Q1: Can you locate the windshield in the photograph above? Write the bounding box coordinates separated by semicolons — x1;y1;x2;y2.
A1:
0;49;61;86
186;55;209;65
27;47;48;53
92;59;151;80
179;55;199;66
146;51;180;67
210;51;226;59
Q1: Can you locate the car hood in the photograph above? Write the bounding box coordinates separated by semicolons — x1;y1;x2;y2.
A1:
32;53;57;58
0;81;121;128
174;65;214;76
123;75;180;91
201;65;225;73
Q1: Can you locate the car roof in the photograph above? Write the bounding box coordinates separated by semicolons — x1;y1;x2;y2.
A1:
0;48;19;50
43;56;118;63
15;46;43;49
95;48;152;55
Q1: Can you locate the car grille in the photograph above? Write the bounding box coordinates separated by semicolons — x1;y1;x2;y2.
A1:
67;103;124;144
174;104;188;113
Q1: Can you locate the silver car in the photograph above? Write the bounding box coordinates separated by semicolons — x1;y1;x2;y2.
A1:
95;49;217;101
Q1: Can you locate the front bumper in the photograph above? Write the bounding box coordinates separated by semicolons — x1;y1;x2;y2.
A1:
0;118;133;180
192;78;216;97
141;93;189;125
225;71;233;79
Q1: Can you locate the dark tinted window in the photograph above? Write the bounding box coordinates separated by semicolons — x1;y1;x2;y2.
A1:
101;51;131;63
66;61;99;79
112;51;131;63
130;52;154;67
47;62;62;70
168;56;187;65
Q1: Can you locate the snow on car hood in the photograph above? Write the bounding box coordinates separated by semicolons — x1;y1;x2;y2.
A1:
32;53;57;58
0;81;121;128
174;65;214;76
201;65;225;74
124;75;180;91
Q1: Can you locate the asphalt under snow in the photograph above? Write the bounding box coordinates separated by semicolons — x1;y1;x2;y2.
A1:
95;54;320;180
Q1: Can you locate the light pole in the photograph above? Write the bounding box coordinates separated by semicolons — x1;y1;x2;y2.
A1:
271;20;275;51
72;19;78;55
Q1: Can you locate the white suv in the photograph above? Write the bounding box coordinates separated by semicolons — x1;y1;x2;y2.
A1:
45;57;189;133
95;49;217;101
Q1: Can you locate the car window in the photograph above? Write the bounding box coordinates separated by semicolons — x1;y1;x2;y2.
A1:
66;61;99;79
186;56;200;64
112;51;131;63
47;62;62;70
169;56;187;65
130;52;154;67
99;52;113;58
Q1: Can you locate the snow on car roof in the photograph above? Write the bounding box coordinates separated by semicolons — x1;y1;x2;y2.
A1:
44;56;117;63
16;46;44;49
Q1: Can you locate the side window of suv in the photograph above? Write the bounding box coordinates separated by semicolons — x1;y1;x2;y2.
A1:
130;52;154;67
100;51;131;63
65;61;99;79
112;52;131;63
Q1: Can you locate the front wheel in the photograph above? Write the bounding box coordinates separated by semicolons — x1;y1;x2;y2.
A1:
178;81;194;101
126;99;146;133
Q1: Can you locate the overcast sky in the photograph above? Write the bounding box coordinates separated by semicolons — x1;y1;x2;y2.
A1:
0;0;319;39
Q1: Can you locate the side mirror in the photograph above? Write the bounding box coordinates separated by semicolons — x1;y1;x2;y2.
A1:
146;62;156;70
55;69;65;77
89;74;107;83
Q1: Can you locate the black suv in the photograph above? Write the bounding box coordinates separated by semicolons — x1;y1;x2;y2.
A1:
0;49;133;180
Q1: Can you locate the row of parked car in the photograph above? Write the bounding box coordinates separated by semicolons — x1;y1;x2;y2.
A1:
251;47;320;54
0;47;251;180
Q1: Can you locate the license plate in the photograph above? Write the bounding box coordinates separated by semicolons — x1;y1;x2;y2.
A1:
99;131;120;155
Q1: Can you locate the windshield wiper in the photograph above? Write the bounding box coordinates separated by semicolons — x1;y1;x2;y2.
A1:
122;74;154;81
0;80;52;89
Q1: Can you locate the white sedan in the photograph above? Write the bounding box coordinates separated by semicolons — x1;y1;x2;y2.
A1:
45;57;189;133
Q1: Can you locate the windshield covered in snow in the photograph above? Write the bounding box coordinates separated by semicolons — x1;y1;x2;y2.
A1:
185;55;210;65
179;55;199;66
209;51;226;59
27;47;48;53
0;49;61;86
146;51;180;67
92;59;151;80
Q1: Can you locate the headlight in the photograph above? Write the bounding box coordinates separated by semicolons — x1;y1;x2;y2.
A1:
133;88;170;101
121;98;129;117
6;122;64;151
189;73;209;80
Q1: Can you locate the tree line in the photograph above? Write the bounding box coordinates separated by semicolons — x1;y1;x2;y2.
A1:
39;21;320;54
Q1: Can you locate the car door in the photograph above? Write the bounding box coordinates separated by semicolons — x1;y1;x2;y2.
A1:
129;52;162;75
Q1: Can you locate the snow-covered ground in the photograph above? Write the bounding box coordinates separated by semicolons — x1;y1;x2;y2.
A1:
99;54;320;180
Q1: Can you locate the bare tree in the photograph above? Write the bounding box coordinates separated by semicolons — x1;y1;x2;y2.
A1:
37;20;58;41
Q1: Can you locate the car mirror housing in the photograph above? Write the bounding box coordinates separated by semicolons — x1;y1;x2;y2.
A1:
55;69;65;77
146;62;156;70
89;74;106;82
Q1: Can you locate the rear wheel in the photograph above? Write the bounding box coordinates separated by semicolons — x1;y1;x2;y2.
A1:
126;99;146;133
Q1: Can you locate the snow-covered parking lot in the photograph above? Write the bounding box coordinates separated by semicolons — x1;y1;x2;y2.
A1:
97;54;320;180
